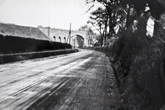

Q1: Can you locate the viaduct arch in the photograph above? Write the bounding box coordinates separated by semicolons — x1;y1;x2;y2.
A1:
38;27;89;47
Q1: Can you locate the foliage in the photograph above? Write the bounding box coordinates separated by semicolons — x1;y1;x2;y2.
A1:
107;21;165;110
86;0;165;109
86;0;165;46
79;25;96;46
87;0;129;46
79;25;94;36
0;35;72;54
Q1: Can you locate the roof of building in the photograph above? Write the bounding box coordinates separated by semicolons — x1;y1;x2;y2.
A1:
0;23;51;41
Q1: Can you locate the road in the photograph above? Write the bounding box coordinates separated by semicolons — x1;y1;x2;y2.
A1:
0;49;122;110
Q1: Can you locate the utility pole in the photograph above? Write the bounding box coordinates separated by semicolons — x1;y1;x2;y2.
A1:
30;27;32;38
48;18;50;37
74;39;75;49
67;23;71;44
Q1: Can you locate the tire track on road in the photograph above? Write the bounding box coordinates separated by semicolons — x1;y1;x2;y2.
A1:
0;58;88;110
25;55;98;110
0;53;93;89
55;56;99;110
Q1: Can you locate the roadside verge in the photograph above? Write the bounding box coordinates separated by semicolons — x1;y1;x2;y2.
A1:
0;49;79;64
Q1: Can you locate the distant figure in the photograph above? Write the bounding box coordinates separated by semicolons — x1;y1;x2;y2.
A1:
132;20;138;32
114;24;120;34
136;4;150;37
158;12;165;38
144;4;155;37
160;13;165;30
146;16;155;37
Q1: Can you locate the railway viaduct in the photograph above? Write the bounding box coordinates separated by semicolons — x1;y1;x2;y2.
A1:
38;26;90;48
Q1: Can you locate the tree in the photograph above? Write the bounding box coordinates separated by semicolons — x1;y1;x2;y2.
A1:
86;0;165;36
78;25;95;46
87;7;108;46
86;0;128;46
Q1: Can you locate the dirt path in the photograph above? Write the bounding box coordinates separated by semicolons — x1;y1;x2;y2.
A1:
0;50;122;110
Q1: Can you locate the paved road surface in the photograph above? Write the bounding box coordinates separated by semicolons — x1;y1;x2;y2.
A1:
0;50;121;110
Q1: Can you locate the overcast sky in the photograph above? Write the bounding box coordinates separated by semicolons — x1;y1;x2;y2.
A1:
0;0;101;30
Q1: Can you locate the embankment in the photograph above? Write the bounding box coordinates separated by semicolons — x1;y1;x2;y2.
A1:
107;30;165;110
93;30;165;110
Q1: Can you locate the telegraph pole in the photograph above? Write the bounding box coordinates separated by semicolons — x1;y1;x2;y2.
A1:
67;23;71;44
48;18;50;37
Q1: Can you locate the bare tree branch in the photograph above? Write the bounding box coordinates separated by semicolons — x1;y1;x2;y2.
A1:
86;3;95;12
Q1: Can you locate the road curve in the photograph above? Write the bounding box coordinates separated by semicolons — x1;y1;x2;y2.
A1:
0;49;121;110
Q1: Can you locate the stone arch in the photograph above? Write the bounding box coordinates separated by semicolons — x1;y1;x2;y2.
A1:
71;34;84;48
71;33;85;40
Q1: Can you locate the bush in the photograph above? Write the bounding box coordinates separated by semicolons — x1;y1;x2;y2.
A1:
109;29;165;110
62;43;72;49
0;35;72;54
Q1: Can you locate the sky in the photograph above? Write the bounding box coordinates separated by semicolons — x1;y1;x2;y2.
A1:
0;0;102;30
